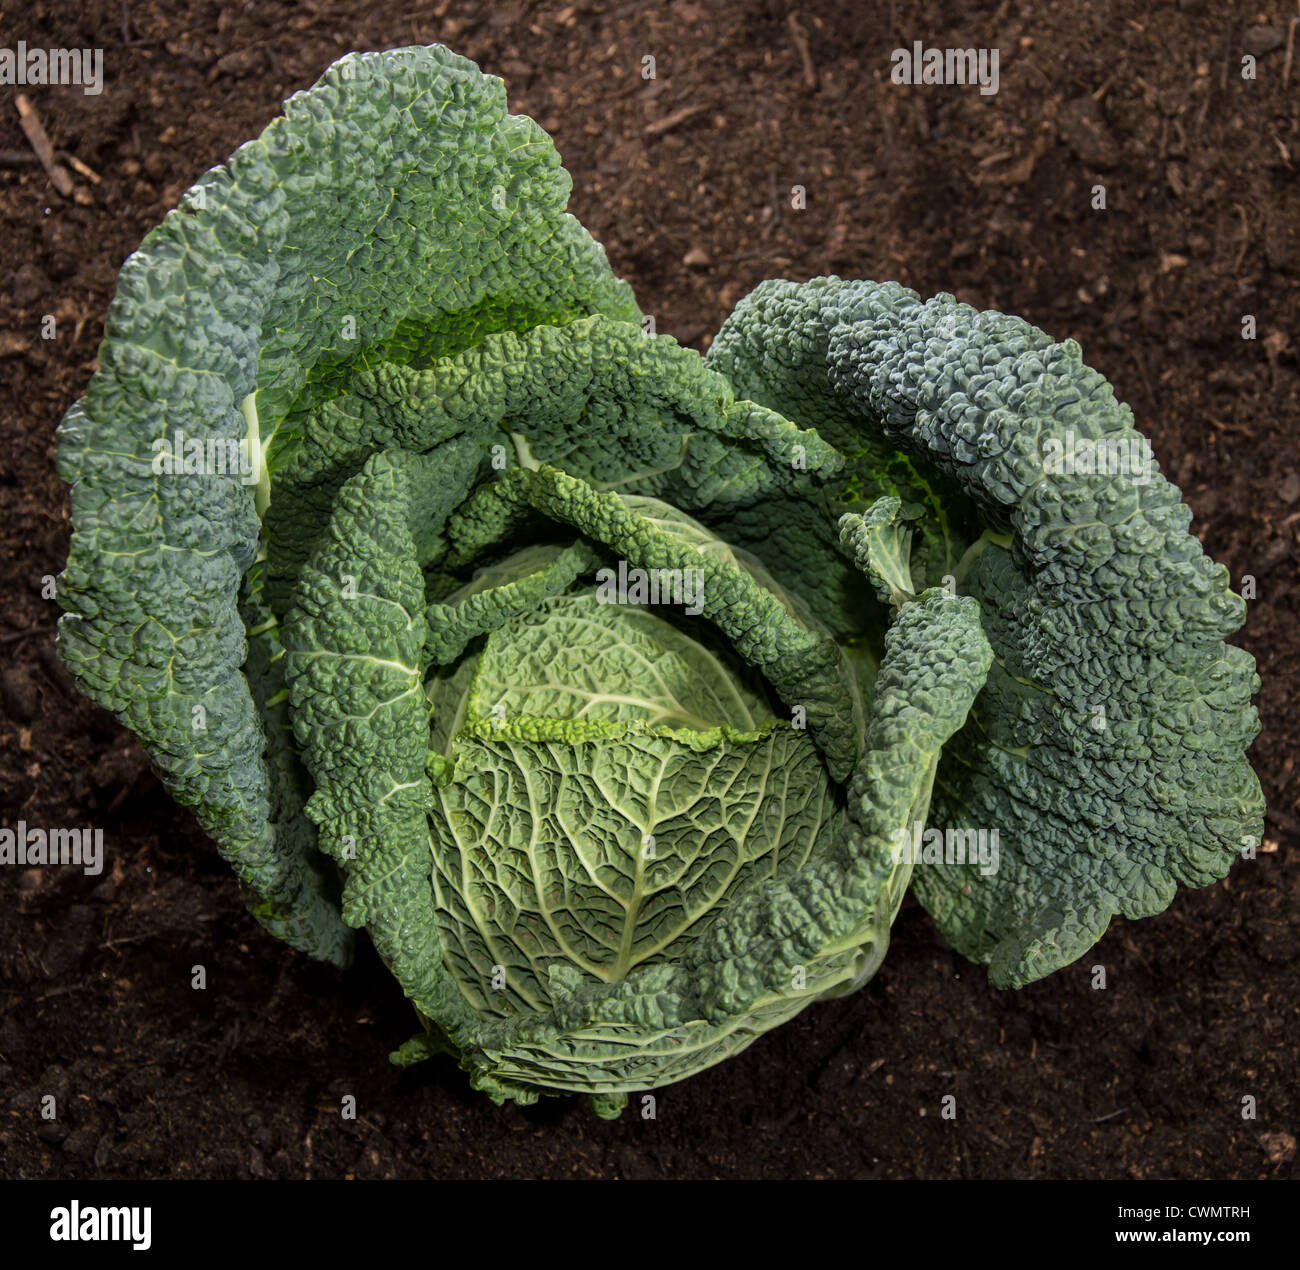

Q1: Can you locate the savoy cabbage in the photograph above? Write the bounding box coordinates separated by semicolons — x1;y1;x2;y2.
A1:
56;45;1263;1116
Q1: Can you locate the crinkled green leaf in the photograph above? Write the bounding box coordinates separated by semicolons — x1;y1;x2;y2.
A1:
56;45;637;959
710;277;1264;987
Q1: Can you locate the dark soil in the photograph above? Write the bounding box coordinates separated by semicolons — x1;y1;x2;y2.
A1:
1;0;1296;1180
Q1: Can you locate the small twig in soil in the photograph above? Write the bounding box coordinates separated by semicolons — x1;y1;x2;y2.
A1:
0;150;40;169
1283;14;1298;90
1220;0;1238;91
1231;202;1252;272
100;930;165;949
1206;415;1254;437
644;103;707;138
34;982;99;1003
58;151;102;184
15;95;74;197
787;12;818;91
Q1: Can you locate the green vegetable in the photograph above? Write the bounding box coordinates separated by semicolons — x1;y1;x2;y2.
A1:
57;45;1263;1113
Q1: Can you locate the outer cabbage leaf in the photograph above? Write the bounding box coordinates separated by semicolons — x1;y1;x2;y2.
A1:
55;45;638;961
708;277;1264;987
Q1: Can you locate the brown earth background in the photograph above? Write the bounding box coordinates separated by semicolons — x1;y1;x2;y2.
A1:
0;0;1296;1180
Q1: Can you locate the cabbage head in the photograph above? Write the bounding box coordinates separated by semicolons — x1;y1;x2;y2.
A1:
56;46;1263;1116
